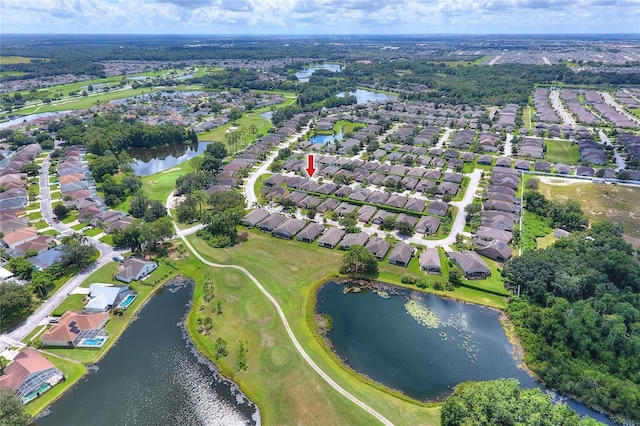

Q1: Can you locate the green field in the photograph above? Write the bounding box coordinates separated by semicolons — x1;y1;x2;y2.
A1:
140;161;192;202
0;56;32;64
538;178;640;241
0;71;27;78
184;231;442;425
24;354;86;417
544;139;580;164
523;106;533;131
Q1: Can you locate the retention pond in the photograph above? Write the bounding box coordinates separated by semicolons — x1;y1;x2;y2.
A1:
37;278;258;426
316;281;614;425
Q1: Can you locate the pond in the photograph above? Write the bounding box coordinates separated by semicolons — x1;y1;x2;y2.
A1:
309;126;343;144
259;111;273;120
36;278;258;426
128;141;211;176
295;64;341;83
316;282;614;425
337;89;395;104
0;111;73;129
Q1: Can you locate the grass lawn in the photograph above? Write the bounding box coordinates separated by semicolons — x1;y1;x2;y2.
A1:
52;294;86;316
47;261;177;364
180;229;506;424
99;234;114;245
40;229;60;237
523;106;533;131
83;227;103;237
536;233;558;249
24;353;86;417
183;232;440;425
33;220;49;230
71;222;86;231
544;139;580;164
60;211;78;224
253;173;271;205
21;325;47;344
140;161;192;202
0;56;32;64
538;179;640;240
27;201;41;210
522;210;552;252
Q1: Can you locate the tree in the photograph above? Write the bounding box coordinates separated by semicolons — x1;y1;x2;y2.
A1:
228;108;242;124
225;131;240;155
20;161;39;176
31;270;55;298
0;387;31;426
0;282;32;327
340;245;379;278
441;379;596;426
8;257;35;280
525;177;540;190
206;142;227;160
53;204;70;221
395;221;414;236
616;170;632;181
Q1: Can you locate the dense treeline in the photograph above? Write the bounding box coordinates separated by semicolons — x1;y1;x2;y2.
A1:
441;379;602;426
56;113;195;155
0;58;105;81
504;222;640;422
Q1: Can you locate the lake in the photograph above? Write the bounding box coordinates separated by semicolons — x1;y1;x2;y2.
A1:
309;126;343;144
37;278;258;426
337;89;395;104
128;141;210;176
259;111;273;120
295;64;341;83
0;111;73;129
316;281;614;425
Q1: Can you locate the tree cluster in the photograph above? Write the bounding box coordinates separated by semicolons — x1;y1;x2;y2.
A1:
504;222;640;421
441;379;601;426
524;190;588;232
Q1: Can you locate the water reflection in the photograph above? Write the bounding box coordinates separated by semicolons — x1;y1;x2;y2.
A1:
295;64;341;83
37;278;258;426
128;141;210;176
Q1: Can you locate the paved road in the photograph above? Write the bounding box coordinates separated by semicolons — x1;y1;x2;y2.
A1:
598;129;626;171
600;91;640;126
175;226;394;426
2;153;125;344
549;90;576;127
243;125;310;208
503;133;514;157
435;128;453;149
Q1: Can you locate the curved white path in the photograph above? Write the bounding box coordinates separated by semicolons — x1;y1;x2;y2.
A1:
166;204;393;425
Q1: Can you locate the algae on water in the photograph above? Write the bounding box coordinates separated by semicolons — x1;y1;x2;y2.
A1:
405;300;440;329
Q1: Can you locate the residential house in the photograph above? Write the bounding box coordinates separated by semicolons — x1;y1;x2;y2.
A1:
273;218;306;240
339;233;369;250
475;239;512;262
0;348;64;404
40;311;109;347
317;227;346;249
416;216;441;235
240;210;271;228
1;227;38;249
364;237;391;260
296;223;325;243
388;242;415;267
115;258;158;283
427;201;448;217
448;251;491;279
85;284;133;312
420;248;441;274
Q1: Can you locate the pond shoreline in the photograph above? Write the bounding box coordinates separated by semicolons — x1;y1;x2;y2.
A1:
35;275;258;424
310;277;615;425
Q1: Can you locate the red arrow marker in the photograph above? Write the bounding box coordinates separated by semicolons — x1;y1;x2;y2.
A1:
305;154;316;178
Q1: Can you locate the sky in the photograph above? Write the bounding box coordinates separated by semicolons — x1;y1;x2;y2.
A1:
0;0;639;35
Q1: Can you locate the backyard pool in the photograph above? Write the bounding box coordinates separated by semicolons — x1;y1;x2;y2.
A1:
78;337;107;348
118;294;137;310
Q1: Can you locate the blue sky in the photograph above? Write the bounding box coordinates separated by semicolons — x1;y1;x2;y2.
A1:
1;0;638;34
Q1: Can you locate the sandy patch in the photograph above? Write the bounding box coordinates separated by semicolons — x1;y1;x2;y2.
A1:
226;126;239;133
538;177;583;186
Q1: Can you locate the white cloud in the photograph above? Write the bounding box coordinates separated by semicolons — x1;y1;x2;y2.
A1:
0;0;637;33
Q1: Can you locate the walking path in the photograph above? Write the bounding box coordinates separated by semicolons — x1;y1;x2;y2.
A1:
168;208;394;426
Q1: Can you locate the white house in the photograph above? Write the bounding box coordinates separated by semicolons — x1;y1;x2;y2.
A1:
115;258;158;283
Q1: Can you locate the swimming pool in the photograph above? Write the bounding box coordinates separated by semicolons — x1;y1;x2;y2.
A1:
78;337;107;348
119;294;137;309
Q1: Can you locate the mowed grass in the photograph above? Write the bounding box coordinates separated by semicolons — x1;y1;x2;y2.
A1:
544;139;580;164
184;231;441;425
0;56;32;64
140;161;192;202
24;353;86;417
538;179;640;240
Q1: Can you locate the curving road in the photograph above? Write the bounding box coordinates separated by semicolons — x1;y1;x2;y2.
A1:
3;153;126;343
167;186;393;425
